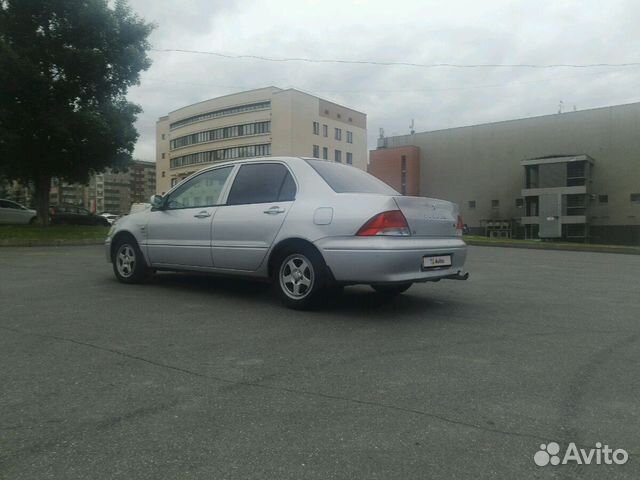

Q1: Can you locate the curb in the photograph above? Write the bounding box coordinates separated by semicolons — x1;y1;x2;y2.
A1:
0;239;105;247
465;239;640;255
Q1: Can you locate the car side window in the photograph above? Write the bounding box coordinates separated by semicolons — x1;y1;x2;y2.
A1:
1;200;20;209
166;166;233;210
78;207;89;215
278;172;297;201
226;163;293;205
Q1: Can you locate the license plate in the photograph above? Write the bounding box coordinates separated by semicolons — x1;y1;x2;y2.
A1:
423;255;452;269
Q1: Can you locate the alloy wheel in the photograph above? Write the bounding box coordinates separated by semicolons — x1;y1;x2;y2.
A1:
116;244;136;278
279;254;314;299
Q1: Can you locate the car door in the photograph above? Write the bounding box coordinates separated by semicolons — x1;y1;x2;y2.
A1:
146;165;234;267
0;200;17;224
76;206;93;225
212;162;297;271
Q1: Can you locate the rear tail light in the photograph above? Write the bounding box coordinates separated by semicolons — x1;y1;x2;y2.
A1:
356;210;411;236
456;215;464;237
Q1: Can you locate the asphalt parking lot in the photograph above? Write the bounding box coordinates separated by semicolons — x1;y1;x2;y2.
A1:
0;245;638;479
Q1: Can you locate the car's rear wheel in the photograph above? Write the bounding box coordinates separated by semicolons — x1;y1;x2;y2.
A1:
112;237;151;284
275;247;327;310
371;283;413;296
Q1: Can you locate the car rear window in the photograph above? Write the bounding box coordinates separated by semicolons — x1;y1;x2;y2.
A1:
306;159;398;195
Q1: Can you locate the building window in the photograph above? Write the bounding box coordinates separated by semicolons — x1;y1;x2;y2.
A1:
346;131;353;143
334;128;342;141
169;101;271;130
335;150;342;163
515;198;524;208
323;124;328;137
491;200;499;208
525;165;539;189
171;178;177;187
312;145;320;158
631;193;640;205
170;144;271;169
161;171;165;178
337;113;341;119
313;121;320;135
322;147;328;160
599;195;609;204
346;152;353;165
567;161;586;186
161;134;165;140
566;194;586;215
170;121;271;150
468;200;476;209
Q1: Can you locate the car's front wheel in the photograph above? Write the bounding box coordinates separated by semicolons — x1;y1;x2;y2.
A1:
112;238;151;284
275;247;327;310
371;283;413;296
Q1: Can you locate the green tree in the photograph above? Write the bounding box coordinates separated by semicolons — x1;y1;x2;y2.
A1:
0;0;153;224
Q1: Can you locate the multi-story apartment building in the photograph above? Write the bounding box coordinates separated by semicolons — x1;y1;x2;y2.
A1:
155;87;367;194
88;160;156;214
49;160;156;215
50;179;87;207
88;169;132;214
0;178;34;207
128;160;156;205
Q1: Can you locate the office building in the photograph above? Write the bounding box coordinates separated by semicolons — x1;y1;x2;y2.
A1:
370;102;640;245
156;87;367;194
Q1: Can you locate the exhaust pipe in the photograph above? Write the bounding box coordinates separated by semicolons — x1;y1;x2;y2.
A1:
446;271;469;281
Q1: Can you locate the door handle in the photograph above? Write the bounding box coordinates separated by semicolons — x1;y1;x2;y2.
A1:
264;206;285;215
194;211;211;218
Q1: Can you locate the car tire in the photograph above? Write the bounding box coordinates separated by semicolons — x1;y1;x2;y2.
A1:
371;283;413;296
112;237;151;284
29;217;37;225
273;246;328;310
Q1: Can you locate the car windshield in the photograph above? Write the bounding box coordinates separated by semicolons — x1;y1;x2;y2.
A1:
306;159;399;195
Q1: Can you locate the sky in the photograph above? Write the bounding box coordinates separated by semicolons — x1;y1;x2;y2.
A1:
125;0;640;161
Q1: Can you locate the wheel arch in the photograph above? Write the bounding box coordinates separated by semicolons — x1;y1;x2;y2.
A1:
110;230;140;262
267;237;331;280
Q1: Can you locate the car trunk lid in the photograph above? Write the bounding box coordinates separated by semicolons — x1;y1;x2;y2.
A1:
393;196;459;237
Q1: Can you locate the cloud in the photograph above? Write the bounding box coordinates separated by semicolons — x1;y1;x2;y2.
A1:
125;0;640;161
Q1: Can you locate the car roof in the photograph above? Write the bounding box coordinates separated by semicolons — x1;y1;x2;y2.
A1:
194;156;307;171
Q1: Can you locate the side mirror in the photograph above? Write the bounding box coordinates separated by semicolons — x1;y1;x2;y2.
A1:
150;194;164;209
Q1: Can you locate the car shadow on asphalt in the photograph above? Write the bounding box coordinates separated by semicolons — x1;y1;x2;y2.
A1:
143;272;456;320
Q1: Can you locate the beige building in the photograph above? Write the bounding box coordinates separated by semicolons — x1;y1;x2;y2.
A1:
156;87;367;194
373;102;640;245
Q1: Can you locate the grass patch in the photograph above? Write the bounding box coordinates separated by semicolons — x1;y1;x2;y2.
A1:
0;225;109;241
463;235;640;253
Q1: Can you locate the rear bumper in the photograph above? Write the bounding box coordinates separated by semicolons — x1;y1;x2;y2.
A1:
315;236;468;284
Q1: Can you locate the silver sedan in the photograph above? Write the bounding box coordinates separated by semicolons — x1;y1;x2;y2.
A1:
105;157;468;309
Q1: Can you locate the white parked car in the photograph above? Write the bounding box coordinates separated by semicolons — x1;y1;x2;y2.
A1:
0;199;37;225
100;213;120;225
129;203;151;215
106;157;468;309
